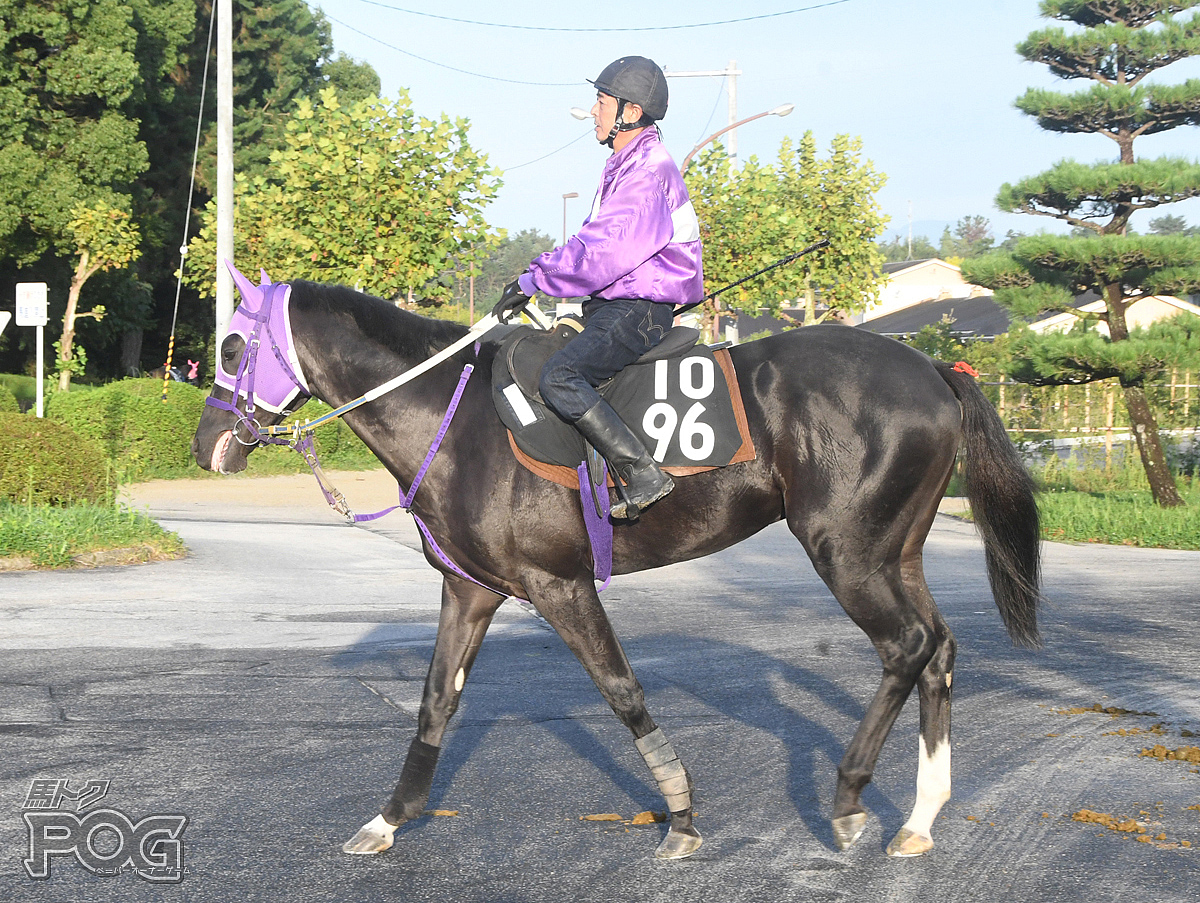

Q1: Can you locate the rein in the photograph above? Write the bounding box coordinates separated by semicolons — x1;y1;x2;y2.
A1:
206;286;499;520
207;290;548;522
207;285;612;593
258;311;504;442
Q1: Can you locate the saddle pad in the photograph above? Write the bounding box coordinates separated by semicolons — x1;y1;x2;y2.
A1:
492;341;756;490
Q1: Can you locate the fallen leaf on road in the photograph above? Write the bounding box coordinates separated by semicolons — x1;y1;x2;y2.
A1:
630;811;667;825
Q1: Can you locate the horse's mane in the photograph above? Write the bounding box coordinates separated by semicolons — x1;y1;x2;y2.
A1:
288;280;471;362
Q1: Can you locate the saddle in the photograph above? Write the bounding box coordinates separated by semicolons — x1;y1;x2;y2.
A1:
490;319;755;490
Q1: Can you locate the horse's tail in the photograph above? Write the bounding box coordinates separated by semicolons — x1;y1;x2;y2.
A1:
935;362;1042;649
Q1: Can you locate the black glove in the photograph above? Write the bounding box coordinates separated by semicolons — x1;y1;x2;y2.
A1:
495;279;532;323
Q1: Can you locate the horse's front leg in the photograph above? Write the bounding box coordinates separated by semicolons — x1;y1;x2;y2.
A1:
343;575;504;854
527;574;702;861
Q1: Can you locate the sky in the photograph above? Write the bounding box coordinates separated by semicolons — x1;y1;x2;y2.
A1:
313;0;1200;247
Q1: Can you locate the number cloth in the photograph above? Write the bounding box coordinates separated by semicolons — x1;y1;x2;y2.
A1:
492;339;755;489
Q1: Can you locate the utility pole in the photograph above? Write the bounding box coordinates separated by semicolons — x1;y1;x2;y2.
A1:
561;192;579;246
215;0;234;344
908;201;914;260
664;60;742;162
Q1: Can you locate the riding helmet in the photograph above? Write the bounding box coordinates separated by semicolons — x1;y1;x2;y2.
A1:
588;56;668;122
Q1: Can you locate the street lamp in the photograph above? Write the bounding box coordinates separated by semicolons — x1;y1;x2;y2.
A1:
680;104;795;172
562;192;579;245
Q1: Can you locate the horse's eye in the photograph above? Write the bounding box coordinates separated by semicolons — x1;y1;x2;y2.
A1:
220;334;244;373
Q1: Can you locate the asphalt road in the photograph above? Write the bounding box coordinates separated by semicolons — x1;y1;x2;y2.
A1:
1;471;1198;902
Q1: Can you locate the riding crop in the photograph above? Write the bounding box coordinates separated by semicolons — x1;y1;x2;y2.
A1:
674;237;830;316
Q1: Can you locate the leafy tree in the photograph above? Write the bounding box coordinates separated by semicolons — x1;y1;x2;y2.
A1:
192;0;379;192
137;0;378;375
963;0;1200;507
878;232;939;262
86;272;155;377
58;202;140;390
999;229;1030;252
939;215;996;260
0;1;190;384
184;88;502;306
903;315;1013;377
1149;213;1199;235
686;133;888;336
444;229;556;318
0;0;162;265
0;1;380;381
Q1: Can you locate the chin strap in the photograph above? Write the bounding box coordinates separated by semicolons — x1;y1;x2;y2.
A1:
603;99;647;148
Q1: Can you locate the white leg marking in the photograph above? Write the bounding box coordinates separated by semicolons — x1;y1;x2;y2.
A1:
342;813;397;855
454;668;465;692
903;735;951;839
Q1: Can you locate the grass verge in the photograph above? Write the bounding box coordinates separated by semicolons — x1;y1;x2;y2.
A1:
0;501;187;569
1036;485;1200;550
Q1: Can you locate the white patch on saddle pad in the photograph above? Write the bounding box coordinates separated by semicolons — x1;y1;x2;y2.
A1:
503;383;539;427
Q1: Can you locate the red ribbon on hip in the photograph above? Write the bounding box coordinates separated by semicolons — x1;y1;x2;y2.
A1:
952;361;979;378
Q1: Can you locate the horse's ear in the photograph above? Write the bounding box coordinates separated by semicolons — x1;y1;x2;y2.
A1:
225;260;264;312
260;268;271;286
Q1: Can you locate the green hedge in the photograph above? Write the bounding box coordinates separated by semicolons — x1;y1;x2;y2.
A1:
0;383;17;413
47;378;209;481
234;399;380;475
0;374;47;412
0;414;111;505
44;378;378;480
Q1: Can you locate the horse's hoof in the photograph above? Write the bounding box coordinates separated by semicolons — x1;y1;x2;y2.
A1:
886;826;934;858
831;812;868;851
654;826;703;860
342;814;397;855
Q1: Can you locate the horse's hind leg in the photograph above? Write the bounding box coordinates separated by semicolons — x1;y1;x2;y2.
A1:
343;575;504;854
886;550;956;858
801;547;938;853
525;574;702;860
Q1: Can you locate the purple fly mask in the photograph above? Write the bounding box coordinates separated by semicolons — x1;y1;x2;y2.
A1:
213;261;310;414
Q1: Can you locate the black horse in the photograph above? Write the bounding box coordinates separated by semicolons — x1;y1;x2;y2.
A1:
192;276;1040;861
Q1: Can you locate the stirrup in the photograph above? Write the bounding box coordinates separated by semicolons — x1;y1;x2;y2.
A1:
611;480;642;523
610;471;673;522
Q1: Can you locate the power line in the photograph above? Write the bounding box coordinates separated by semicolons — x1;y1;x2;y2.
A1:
161;0;217;398
342;0;854;31
326;2;855;87
323;13;578;86
502;128;594;172
693;76;727;149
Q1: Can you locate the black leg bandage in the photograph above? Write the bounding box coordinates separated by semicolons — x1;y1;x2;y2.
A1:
383;738;440;824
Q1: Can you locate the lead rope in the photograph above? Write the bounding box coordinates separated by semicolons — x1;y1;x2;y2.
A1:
309;360;475;523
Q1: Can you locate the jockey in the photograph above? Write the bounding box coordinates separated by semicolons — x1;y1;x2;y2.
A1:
495;55;704;520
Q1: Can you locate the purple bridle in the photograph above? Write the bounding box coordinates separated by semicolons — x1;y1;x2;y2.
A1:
205;271;309;449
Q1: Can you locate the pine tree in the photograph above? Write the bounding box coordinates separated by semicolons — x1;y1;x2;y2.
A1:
963;0;1200;507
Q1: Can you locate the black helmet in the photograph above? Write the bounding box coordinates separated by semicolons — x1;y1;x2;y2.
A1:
589;56;668;122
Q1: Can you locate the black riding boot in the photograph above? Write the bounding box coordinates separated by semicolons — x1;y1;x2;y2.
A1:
574;400;674;521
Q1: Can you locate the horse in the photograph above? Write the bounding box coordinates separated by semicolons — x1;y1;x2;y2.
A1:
191;274;1041;861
